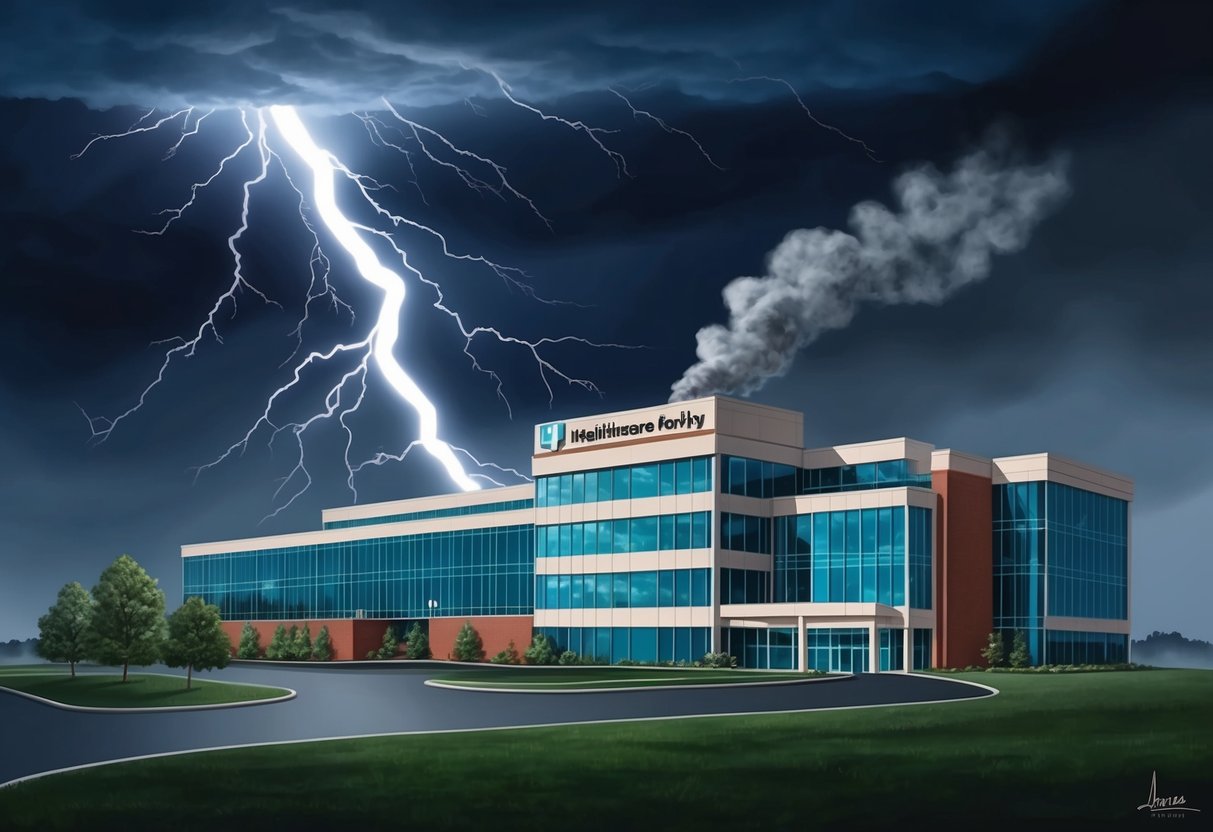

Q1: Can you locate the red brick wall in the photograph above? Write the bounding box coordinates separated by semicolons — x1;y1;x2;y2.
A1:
220;618;392;661
429;616;534;661
931;469;994;668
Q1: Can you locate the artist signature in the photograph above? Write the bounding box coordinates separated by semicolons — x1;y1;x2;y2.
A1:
1138;771;1201;815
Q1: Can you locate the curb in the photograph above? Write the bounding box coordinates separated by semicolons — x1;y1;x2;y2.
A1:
0;672;297;714
424;674;849;694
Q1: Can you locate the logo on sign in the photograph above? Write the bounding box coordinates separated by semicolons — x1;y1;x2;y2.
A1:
538;422;566;452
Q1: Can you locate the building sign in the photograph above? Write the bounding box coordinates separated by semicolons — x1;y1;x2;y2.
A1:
538;422;566;452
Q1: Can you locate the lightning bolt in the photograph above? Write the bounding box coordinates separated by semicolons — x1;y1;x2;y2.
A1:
608;88;725;171
268;104;480;492
72;94;664;516
483;68;632;178
732;76;880;162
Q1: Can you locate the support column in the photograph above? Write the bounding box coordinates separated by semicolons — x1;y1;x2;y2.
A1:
868;622;878;673
903;625;912;673
797;614;806;673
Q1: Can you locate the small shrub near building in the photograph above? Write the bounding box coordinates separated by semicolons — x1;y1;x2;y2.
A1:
490;640;521;664
452;622;484;662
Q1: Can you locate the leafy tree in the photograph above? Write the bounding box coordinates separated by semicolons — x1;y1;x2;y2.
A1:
293;623;313;661
312;625;333;661
266;624;289;660
89;554;166;682
1010;630;1032;668
452;621;484;662
36;582;94;677
981;631;1006;668
404;622;431;659
161;597;231;689
237;622;262;659
285;625;300;660
524;633;555;665
490;640;521;664
558;650;579;665
376;624;399;659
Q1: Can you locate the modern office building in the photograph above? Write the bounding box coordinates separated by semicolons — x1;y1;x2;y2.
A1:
182;396;1133;672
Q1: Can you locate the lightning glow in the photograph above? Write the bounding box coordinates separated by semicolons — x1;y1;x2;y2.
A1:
268;104;480;492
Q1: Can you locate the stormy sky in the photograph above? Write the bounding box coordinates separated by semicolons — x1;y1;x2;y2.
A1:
0;0;1209;642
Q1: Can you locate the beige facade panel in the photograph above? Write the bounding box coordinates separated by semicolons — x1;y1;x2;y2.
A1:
532;433;718;476
771;486;934;517
720;601;904;622
321;483;532;526
992;453;1134;501
802;437;935;471
931;449;993;478
1043;615;1131;635
715;397;804;447
181;508;534;557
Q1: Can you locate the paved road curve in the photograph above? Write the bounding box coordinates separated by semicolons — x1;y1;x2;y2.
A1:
0;663;992;786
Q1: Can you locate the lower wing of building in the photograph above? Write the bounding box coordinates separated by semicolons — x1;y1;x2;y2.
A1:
180;396;1133;671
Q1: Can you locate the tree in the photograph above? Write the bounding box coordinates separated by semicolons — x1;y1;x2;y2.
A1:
558;650;579;665
524;633;555;665
1010;630;1032;668
36;582;94;677
404;622;431;659
89;554;166;682
452;621;484;662
266;624;289;660
161;597;231;689
980;631;1006;668
312;625;333;661
293;623;313;661
375;624;399;659
237;622;262;659
285;625;300;660
490;640;521;664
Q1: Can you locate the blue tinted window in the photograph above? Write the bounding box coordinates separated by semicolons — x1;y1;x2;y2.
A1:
630;516;658;552
676;459;692;494
613;467;630;501
631;464;658;499
613;574;629;608
630;571;657;607
660;462;675;496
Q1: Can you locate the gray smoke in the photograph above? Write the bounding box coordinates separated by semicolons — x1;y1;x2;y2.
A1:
669;139;1071;402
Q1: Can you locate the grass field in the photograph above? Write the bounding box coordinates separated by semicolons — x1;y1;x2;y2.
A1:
432;666;827;689
1;670;1209;830
0;665;289;708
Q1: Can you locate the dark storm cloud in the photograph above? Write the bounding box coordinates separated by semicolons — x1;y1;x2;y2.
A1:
0;0;1088;110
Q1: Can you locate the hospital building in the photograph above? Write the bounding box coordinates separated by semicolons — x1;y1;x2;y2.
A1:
182;397;1133;672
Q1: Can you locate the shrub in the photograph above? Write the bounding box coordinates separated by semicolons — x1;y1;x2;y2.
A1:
403;622;431;660
1009;630;1031;668
980;631;1006;667
523;633;555;665
311;625;333;661
266;624;289;660
490;640;521;664
558;650;579;665
452;622;484;662
700;651;737;669
292;623;313;661
237;622;262;659
375;624;398;660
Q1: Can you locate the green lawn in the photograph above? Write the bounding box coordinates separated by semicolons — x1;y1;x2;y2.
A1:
0;666;289;708
1;671;1210;830
432;666;827;689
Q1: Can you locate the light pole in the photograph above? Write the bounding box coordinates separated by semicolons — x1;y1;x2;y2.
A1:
427;599;438;617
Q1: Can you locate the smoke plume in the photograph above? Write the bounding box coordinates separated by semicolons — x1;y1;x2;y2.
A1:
669;138;1071;401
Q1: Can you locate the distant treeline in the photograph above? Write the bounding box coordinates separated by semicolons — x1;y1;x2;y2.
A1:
0;638;39;658
1132;631;1213;669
